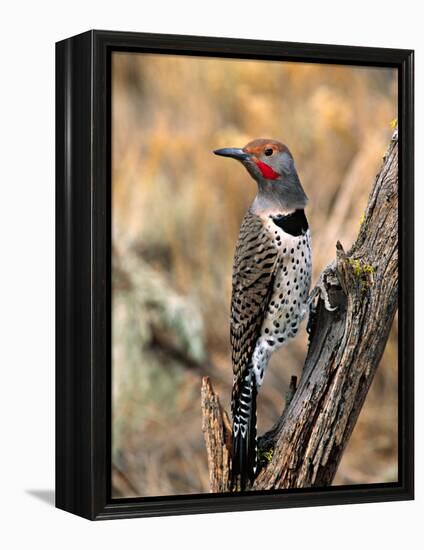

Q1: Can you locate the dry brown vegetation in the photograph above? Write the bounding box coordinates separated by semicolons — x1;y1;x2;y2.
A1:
111;52;398;497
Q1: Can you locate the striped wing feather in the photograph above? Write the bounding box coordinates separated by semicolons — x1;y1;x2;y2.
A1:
230;210;279;411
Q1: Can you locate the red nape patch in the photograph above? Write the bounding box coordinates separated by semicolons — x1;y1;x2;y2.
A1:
255;160;280;180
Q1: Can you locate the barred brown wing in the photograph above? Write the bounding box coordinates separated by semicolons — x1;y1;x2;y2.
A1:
230;210;279;408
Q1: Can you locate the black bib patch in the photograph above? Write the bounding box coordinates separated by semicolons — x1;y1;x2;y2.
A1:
272;210;309;237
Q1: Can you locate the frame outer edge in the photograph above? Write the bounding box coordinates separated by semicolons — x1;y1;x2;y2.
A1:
56;30;415;521
399;49;414;499
55;30;96;520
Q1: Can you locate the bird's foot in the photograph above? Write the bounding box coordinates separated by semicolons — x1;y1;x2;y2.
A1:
317;278;338;312
308;265;338;313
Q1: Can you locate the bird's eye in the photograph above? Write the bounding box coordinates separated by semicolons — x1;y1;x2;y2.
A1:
264;148;273;156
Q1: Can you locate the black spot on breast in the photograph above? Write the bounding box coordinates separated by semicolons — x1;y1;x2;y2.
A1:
267;339;275;346
272;210;309;236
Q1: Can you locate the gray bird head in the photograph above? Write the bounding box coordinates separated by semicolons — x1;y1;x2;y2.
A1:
214;138;308;212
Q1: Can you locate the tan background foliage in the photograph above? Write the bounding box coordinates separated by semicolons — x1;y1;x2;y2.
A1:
111;52;398;497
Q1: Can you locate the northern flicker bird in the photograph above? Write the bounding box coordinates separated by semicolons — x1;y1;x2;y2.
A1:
214;139;312;491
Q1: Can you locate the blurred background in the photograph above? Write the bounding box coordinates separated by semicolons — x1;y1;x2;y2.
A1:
111;52;398;498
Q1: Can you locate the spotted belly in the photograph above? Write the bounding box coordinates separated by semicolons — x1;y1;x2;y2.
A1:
252;226;312;386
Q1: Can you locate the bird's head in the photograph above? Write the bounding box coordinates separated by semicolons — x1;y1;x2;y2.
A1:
214;138;308;212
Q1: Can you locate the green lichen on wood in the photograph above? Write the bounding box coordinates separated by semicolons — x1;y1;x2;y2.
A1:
348;258;375;297
257;446;274;464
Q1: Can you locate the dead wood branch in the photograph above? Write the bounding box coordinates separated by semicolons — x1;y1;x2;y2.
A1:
201;377;232;492
201;127;399;492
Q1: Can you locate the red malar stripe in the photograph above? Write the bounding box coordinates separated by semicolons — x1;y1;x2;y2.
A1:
255;160;280;180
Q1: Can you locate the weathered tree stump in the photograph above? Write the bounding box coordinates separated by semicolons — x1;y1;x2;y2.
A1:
201;127;398;492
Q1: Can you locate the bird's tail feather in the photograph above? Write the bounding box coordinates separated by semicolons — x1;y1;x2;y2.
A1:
231;373;257;491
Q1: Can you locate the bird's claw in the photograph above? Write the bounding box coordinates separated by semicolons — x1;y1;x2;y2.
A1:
318;278;337;312
308;268;338;313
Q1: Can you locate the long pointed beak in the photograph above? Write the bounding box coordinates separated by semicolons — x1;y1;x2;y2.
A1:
213;147;250;161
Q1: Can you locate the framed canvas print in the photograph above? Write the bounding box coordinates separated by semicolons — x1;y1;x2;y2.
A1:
56;30;414;520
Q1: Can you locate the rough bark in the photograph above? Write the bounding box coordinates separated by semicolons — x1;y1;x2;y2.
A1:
201;377;232;492
201;128;399;492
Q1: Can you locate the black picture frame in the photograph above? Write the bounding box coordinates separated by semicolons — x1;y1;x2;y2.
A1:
55;30;414;520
